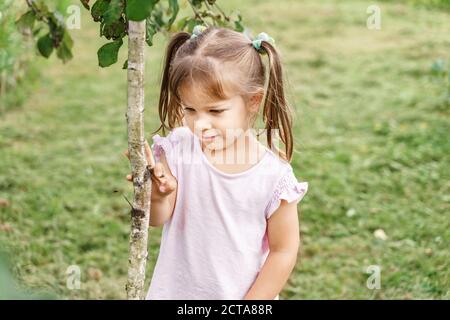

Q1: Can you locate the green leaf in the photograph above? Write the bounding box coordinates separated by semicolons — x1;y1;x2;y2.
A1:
97;38;123;67
16;11;36;34
56;32;74;63
62;31;74;50
104;0;124;24
37;33;54;58
145;17;158;46
167;0;179;28
122;59;128;70
91;0;109;22
233;12;244;32
234;20;244;32
126;0;158;21
176;16;189;31
152;5;165;27
102;19;126;40
57;43;73;63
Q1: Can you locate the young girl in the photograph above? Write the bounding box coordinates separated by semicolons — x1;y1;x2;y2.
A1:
126;26;308;300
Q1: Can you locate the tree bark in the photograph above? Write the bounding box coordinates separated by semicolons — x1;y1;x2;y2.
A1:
125;20;151;300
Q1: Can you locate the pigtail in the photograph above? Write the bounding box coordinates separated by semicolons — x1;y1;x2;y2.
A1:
260;41;294;162
152;32;191;136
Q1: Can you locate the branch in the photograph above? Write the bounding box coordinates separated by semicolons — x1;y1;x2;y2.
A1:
187;0;209;26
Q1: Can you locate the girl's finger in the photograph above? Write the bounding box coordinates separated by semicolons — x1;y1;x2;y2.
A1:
126;174;132;181
149;166;163;184
123;149;130;160
150;171;161;186
154;163;166;182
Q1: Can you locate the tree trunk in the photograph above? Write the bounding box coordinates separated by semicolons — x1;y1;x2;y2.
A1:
125;20;151;300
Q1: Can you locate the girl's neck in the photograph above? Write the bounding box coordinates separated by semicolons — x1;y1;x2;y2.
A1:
202;130;266;167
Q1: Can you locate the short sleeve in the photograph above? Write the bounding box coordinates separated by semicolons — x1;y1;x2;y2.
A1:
151;127;187;179
265;169;308;219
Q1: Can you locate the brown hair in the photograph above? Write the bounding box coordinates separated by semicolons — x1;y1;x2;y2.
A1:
152;26;295;162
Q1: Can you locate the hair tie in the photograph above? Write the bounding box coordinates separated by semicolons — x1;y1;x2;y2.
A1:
190;25;207;40
252;32;275;53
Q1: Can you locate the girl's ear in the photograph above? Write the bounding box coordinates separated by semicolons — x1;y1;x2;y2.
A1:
248;90;264;113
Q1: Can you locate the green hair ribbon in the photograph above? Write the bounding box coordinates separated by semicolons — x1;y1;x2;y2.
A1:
251;32;275;53
190;25;207;39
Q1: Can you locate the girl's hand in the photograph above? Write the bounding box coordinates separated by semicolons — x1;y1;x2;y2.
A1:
123;140;177;199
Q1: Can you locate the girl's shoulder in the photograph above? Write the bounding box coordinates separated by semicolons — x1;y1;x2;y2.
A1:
154;126;192;143
259;146;309;219
151;126;192;155
260;145;293;173
150;126;193;179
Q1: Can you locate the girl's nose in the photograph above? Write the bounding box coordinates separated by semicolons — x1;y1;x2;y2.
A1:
194;118;212;134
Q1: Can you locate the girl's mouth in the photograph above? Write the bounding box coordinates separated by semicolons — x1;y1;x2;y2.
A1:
202;135;217;141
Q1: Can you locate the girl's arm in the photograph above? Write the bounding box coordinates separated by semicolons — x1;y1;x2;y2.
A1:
243;200;300;300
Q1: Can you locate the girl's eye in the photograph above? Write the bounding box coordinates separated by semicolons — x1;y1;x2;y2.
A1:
210;110;225;114
184;108;195;113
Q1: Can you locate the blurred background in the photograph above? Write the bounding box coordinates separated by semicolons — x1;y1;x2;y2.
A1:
0;0;448;299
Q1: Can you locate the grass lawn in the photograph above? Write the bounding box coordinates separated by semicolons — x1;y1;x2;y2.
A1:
0;0;448;299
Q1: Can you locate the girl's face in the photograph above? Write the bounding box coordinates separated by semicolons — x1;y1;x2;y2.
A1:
180;88;258;153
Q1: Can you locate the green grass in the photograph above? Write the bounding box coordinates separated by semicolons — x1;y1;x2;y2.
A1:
0;0;449;299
